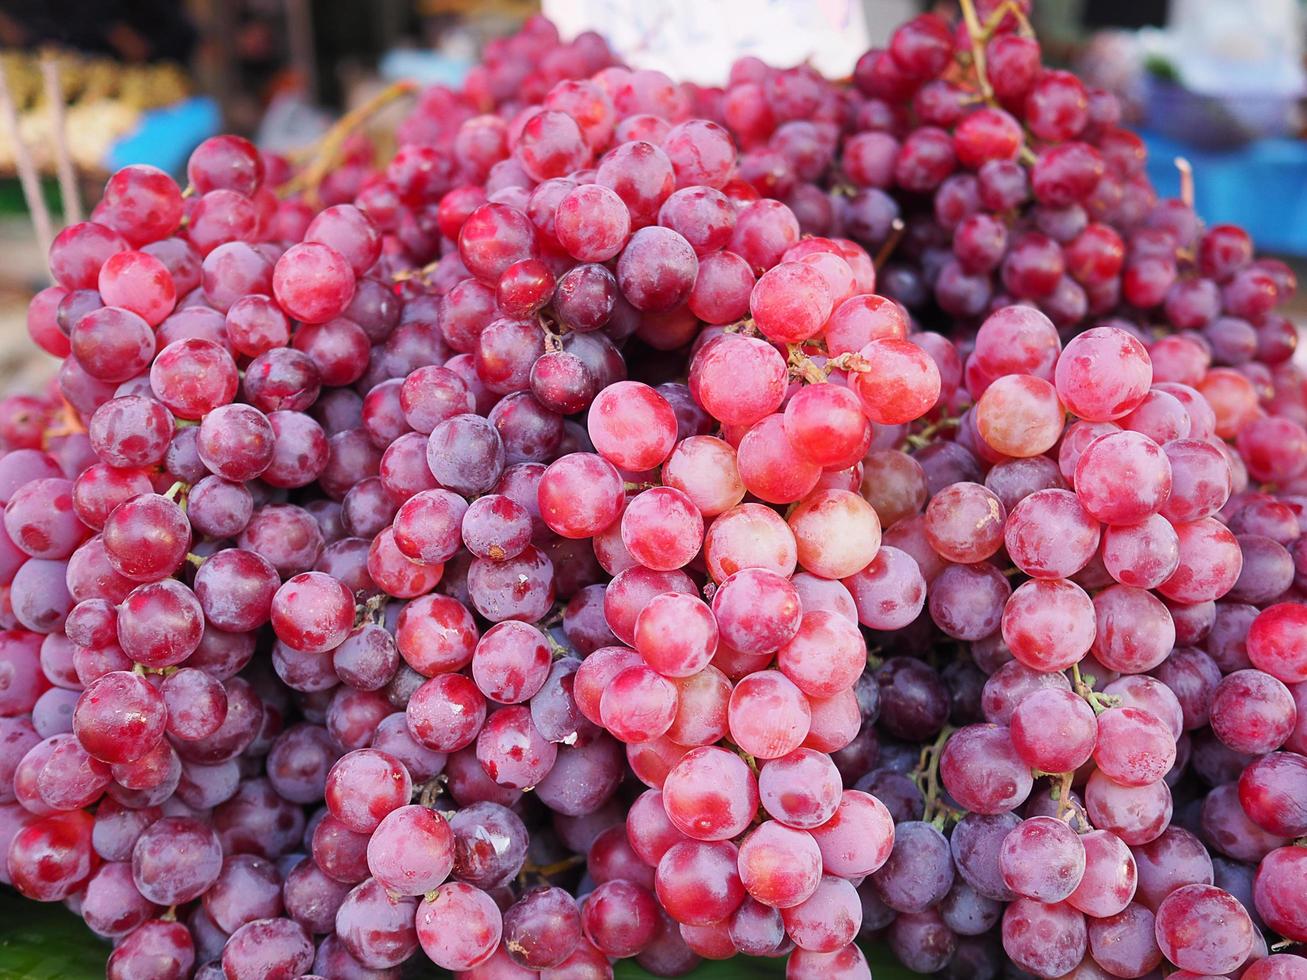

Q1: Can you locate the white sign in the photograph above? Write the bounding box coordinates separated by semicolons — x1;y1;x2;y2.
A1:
542;0;871;86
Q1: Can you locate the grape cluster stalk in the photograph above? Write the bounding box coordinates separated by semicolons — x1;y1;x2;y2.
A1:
1;4;1306;979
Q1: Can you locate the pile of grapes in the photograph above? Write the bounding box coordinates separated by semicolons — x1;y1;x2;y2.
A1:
2;4;1306;978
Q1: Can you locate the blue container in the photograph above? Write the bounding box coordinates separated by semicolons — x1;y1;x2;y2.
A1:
1140;127;1307;255
106;97;222;177
1143;75;1295;150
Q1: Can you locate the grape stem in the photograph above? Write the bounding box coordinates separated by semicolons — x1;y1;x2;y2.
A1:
416;775;447;809
903;414;961;449
1050;770;1076;822
42;402;88;447
356;593;388;626
874;218;907;268
518;854;585;882
913;725;963;827
544;632;570;660
391;257;441;285
1175;157;1194;208
983;0;1036;37
825;351;872;374
1071;662;1120;714
957;0;994;102
723;317;760;337
731;745;760;775
538;312;566;353
957;0;1036;108
786;346;829;385
284;79;419;205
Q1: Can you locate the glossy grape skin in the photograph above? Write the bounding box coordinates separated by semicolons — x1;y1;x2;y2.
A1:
1055;326;1152;421
775;610;865;699
662;746;759;842
1085;770;1173;846
1238;751;1307;837
218;917;314;980
1010;688;1097;773
874;657;949;743
974;374;1065;458
1249;603;1307;683
620;486;704;572
928;561;1011;641
72;670;167;764
728;671;810;760
850;339;942;426
106;919;195;980
538;452;625;540
1154;883;1254;975
81;860;159;939
656;838;746;926
270;572;356;654
1102;515;1181;589
1243;954;1307;980
1253;845;1307;943
322;749;413;836
939;723;1034;815
500;885;583;969
1209;669;1297;755
923;482;1005;564
1001;577;1096;672
334;877;419;969
555;184;630;262
807;789;895;880
366;804;454;896
842;545;926;631
131;816;223;905
416;881;502;970
1074;430;1173;525
579;879;659;958
1001;898;1087;979
14;25;1307;980
870;820;953;913
71;463;153;530
999;816;1086;904
1157;517;1245;604
754;749;840;832
1066;829;1138;919
102;493;191;583
734;820;823;911
6;809;94;901
193;548;278;634
1004;488;1100;579
476;704;558;787
711;568;802;656
1092;582;1186;674
1091;706;1178;787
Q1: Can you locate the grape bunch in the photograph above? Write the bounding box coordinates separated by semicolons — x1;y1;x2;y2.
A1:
0;4;1305;980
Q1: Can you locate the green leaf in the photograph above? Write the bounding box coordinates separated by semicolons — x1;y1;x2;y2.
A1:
0;887;916;980
0;889;110;980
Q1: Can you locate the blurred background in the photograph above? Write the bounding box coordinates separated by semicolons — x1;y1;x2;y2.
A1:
1;0;1305;388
